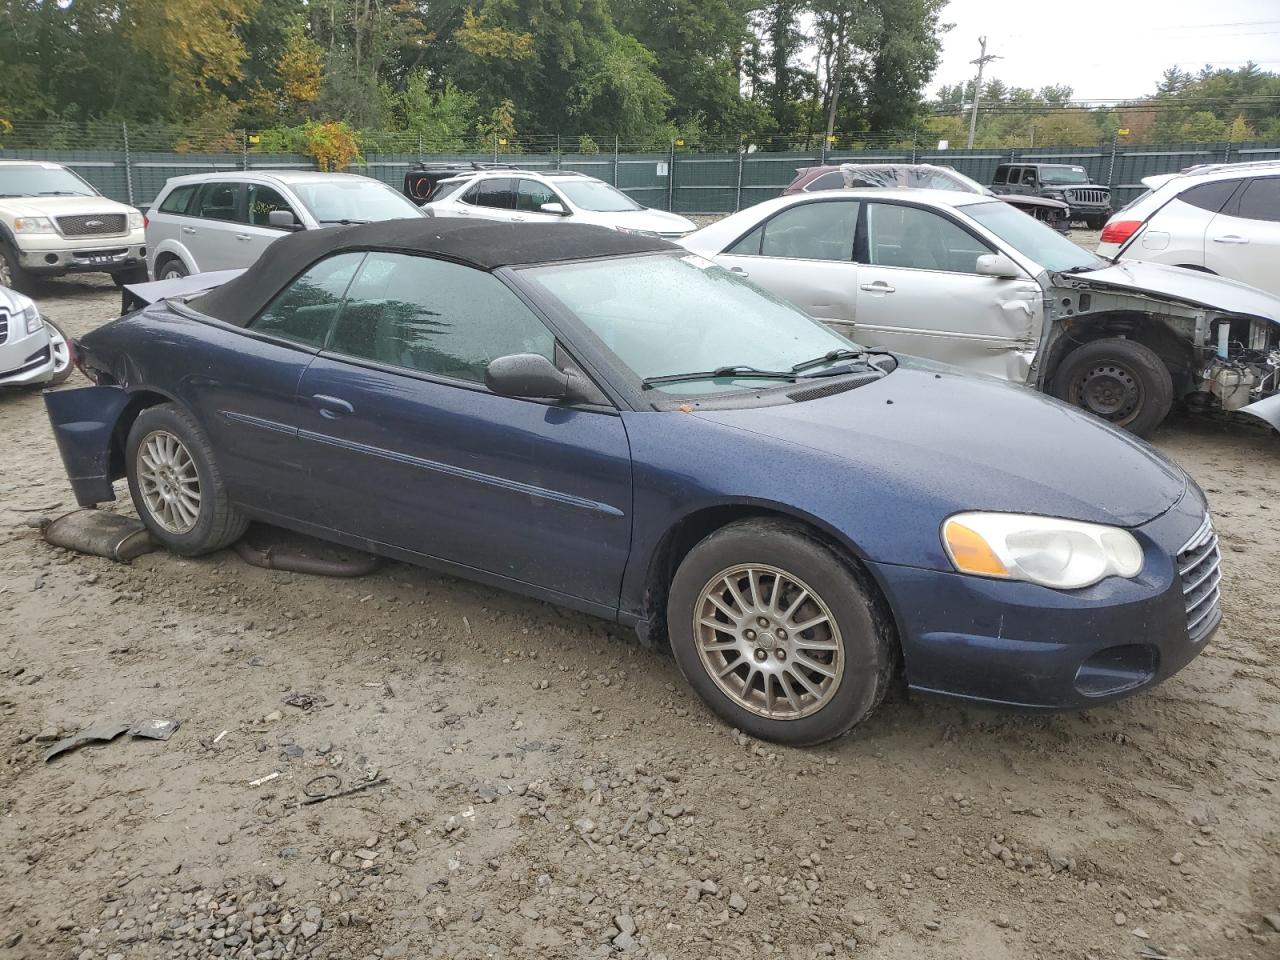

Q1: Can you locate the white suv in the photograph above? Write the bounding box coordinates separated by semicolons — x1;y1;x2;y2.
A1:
425;169;696;238
1097;161;1280;295
0;160;146;292
146;171;425;279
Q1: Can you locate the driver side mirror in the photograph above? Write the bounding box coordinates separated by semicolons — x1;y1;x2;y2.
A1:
485;353;590;402
540;201;569;216
975;253;1023;279
268;209;302;231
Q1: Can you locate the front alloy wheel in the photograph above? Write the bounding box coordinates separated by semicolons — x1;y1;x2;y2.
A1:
694;564;843;719
668;518;896;746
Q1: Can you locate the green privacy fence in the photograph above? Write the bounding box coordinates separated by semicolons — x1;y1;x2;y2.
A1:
5;137;1280;214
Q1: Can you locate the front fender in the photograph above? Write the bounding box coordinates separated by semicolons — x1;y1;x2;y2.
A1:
43;385;131;506
1240;393;1280;432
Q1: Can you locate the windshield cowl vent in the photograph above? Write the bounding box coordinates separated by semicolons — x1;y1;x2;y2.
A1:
787;372;881;403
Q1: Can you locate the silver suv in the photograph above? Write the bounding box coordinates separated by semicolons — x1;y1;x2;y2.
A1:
146;171;425;279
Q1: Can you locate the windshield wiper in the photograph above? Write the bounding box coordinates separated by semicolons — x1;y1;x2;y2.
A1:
37;191;89;196
791;348;867;372
0;193;33;198
641;365;798;390
317;218;370;225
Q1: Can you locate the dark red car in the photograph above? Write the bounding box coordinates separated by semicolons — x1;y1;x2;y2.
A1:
783;163;1072;233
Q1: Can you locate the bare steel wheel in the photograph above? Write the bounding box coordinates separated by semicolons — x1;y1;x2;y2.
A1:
136;430;202;534
1051;338;1173;438
694;563;843;719
1071;362;1142;424
668;518;897;745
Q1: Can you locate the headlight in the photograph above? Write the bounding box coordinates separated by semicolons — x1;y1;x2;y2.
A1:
13;216;55;234
942;512;1143;590
128;211;145;230
19;303;44;335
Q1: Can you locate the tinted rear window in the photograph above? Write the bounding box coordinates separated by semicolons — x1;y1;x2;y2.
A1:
159;184;198;215
1179;179;1241;213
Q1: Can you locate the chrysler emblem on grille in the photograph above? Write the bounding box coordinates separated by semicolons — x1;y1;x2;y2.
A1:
85;219;104;227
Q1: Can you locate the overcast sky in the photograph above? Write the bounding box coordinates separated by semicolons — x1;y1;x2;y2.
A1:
932;0;1280;101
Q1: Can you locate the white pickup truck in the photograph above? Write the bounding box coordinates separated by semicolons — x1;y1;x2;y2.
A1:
0;160;147;291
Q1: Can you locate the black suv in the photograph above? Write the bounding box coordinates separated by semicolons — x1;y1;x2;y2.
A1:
402;162;520;205
992;163;1112;229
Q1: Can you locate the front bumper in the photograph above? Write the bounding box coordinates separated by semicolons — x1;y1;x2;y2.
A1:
872;488;1217;710
18;239;147;276
0;326;55;387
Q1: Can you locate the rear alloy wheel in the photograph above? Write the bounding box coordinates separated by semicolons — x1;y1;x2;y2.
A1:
43;318;74;386
667;519;896;746
126;403;247;555
157;258;189;281
1053;337;1173;437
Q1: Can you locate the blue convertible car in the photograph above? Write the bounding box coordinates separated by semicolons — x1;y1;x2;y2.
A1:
44;219;1220;744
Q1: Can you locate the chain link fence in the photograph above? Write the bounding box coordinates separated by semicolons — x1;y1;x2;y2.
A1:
4;120;1279;213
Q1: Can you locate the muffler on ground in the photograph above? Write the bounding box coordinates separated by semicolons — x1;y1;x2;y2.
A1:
42;510;155;562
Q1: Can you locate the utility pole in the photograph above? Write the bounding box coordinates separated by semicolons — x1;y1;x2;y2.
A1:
966;36;1000;149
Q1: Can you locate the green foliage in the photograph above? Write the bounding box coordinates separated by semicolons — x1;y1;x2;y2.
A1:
394;75;478;152
577;135;600;154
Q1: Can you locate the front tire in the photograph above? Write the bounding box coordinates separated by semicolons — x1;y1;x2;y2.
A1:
1052;337;1173;437
667;519;896;746
125;404;247;555
0;244;37;294
43;318;74;386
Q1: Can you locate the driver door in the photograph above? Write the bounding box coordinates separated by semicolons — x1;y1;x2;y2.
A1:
293;251;633;611
852;201;1043;381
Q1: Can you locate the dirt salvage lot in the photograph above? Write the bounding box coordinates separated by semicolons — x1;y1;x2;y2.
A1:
2;275;1279;960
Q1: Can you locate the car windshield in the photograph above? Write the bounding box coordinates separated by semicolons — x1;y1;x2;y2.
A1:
291;179;422;223
0;163;97;197
964;200;1106;272
555;179;643;212
1039;166;1090;185
523;253;865;395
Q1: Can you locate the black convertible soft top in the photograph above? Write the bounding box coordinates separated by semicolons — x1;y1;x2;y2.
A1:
191;216;675;328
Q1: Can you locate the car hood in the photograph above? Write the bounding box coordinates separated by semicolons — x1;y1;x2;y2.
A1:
692;364;1187;528
0;195;136;218
996;193;1069;211
576;208;696;235
0;283;34;314
1059;260;1280;325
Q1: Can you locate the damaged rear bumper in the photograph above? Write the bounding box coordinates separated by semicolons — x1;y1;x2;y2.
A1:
43;385;130;506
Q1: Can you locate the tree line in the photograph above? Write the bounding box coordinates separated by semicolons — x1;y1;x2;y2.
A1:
1;1;1276;155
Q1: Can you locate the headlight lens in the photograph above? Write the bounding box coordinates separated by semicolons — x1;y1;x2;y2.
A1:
128;211;144;230
943;512;1144;590
13;216;55;234
20;303;44;335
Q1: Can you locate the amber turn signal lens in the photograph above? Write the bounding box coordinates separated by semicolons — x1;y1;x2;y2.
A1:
943;520;1010;578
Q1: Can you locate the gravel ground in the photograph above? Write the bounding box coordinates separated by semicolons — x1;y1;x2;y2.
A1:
1;267;1278;960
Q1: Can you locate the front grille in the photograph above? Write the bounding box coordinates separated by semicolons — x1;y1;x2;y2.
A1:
0;311;8;346
1178;516;1222;643
56;214;128;237
1065;188;1109;206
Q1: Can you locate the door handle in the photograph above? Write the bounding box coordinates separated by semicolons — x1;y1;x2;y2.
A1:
236;233;252;242
181;226;196;235
1212;235;1249;244
860;282;896;293
511;216;527;222
311;394;354;419
729;266;750;277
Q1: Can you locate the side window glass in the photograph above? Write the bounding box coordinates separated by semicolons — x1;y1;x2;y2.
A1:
517;179;558;212
328;252;555;384
758;201;858;261
726;224;763;256
249;252;365;347
1179;179;1241;213
992;167;1009;185
807;171;845;191
1021;169;1037;186
866;203;993;273
1236;177;1280;222
476;178;516;210
460;181;482;205
195;182;241;222
159;184;197;215
247;184;298;227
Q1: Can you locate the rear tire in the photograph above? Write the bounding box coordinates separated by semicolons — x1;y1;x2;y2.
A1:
125;403;247;556
1051;337;1173;437
154;257;189;281
666;518;896;746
